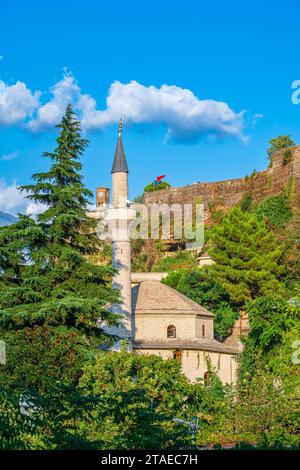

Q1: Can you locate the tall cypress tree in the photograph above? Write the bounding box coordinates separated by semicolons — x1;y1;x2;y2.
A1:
0;105;118;347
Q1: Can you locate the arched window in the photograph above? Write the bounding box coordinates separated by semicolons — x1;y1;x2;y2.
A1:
202;324;206;337
204;371;211;386
167;325;176;338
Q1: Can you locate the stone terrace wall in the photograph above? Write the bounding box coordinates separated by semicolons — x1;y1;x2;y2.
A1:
144;147;300;224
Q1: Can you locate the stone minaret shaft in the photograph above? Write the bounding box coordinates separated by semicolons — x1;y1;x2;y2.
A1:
111;119;132;346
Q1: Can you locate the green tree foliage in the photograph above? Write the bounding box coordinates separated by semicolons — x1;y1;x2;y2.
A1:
199;372;300;449
239;296;300;384
255;192;292;228
144;181;171;192
78;350;197;449
1;348;205;449
267;135;295;162
152;251;198;272
247;297;298;353
209;208;286;304
0;326;85;394
234;297;300;449
0;390;29;450
2;332;298;450
0;105;117;347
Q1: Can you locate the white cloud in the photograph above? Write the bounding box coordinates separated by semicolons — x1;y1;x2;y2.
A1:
248;113;264;129
0;179;46;216
0;150;18;161
0;80;40;126
0;72;248;143
80;80;246;143
0;179;25;214
25;201;48;216
29;73;80;131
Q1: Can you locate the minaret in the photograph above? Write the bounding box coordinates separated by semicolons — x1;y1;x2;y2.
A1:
111;119;133;349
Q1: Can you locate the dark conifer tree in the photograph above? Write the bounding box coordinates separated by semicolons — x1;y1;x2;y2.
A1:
0;105;118;346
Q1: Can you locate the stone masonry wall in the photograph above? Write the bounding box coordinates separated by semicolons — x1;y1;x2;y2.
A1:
144;147;300;224
135;348;238;384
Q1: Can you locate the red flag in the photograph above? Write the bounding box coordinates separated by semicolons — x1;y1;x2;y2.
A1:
156;175;166;182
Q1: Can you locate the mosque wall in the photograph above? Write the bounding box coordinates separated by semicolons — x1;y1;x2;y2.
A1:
135;348;238;385
134;313;214;342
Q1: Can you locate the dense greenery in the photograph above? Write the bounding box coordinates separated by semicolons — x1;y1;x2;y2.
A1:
0;107;196;450
255;192;293;228
0;106;122;448
197;371;299;449
152;250;198;272
131;238;198;272
1;337;299;449
162;204;300;446
0;105;118;348
209;207;285;304
0;113;299;450
0;341;199;449
239;296;300;383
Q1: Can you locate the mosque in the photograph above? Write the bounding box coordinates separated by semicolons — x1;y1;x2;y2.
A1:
92;121;242;384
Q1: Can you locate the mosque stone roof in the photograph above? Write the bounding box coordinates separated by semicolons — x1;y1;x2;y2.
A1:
132;280;214;317
131;280;243;355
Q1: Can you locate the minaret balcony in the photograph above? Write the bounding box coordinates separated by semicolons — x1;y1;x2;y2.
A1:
103;206;136;222
95;206;136;242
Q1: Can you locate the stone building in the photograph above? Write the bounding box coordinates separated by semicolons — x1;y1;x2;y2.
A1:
132;279;241;384
95;121;242;385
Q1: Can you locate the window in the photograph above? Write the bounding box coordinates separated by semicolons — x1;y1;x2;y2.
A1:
173;350;182;362
167;324;176;338
202;324;206;337
204;371;211;386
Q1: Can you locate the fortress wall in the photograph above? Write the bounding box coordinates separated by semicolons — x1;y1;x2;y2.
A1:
144;147;300;223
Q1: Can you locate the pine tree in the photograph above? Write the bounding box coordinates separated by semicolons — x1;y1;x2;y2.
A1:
0;105;118;347
209;207;286;304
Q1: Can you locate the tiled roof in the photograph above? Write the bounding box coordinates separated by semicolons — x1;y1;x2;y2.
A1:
132;280;214;317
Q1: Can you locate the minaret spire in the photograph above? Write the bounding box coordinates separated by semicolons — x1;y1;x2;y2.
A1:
118;117;123;137
111;118;128;174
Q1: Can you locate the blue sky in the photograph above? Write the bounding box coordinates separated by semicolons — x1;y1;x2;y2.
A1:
0;0;300;214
